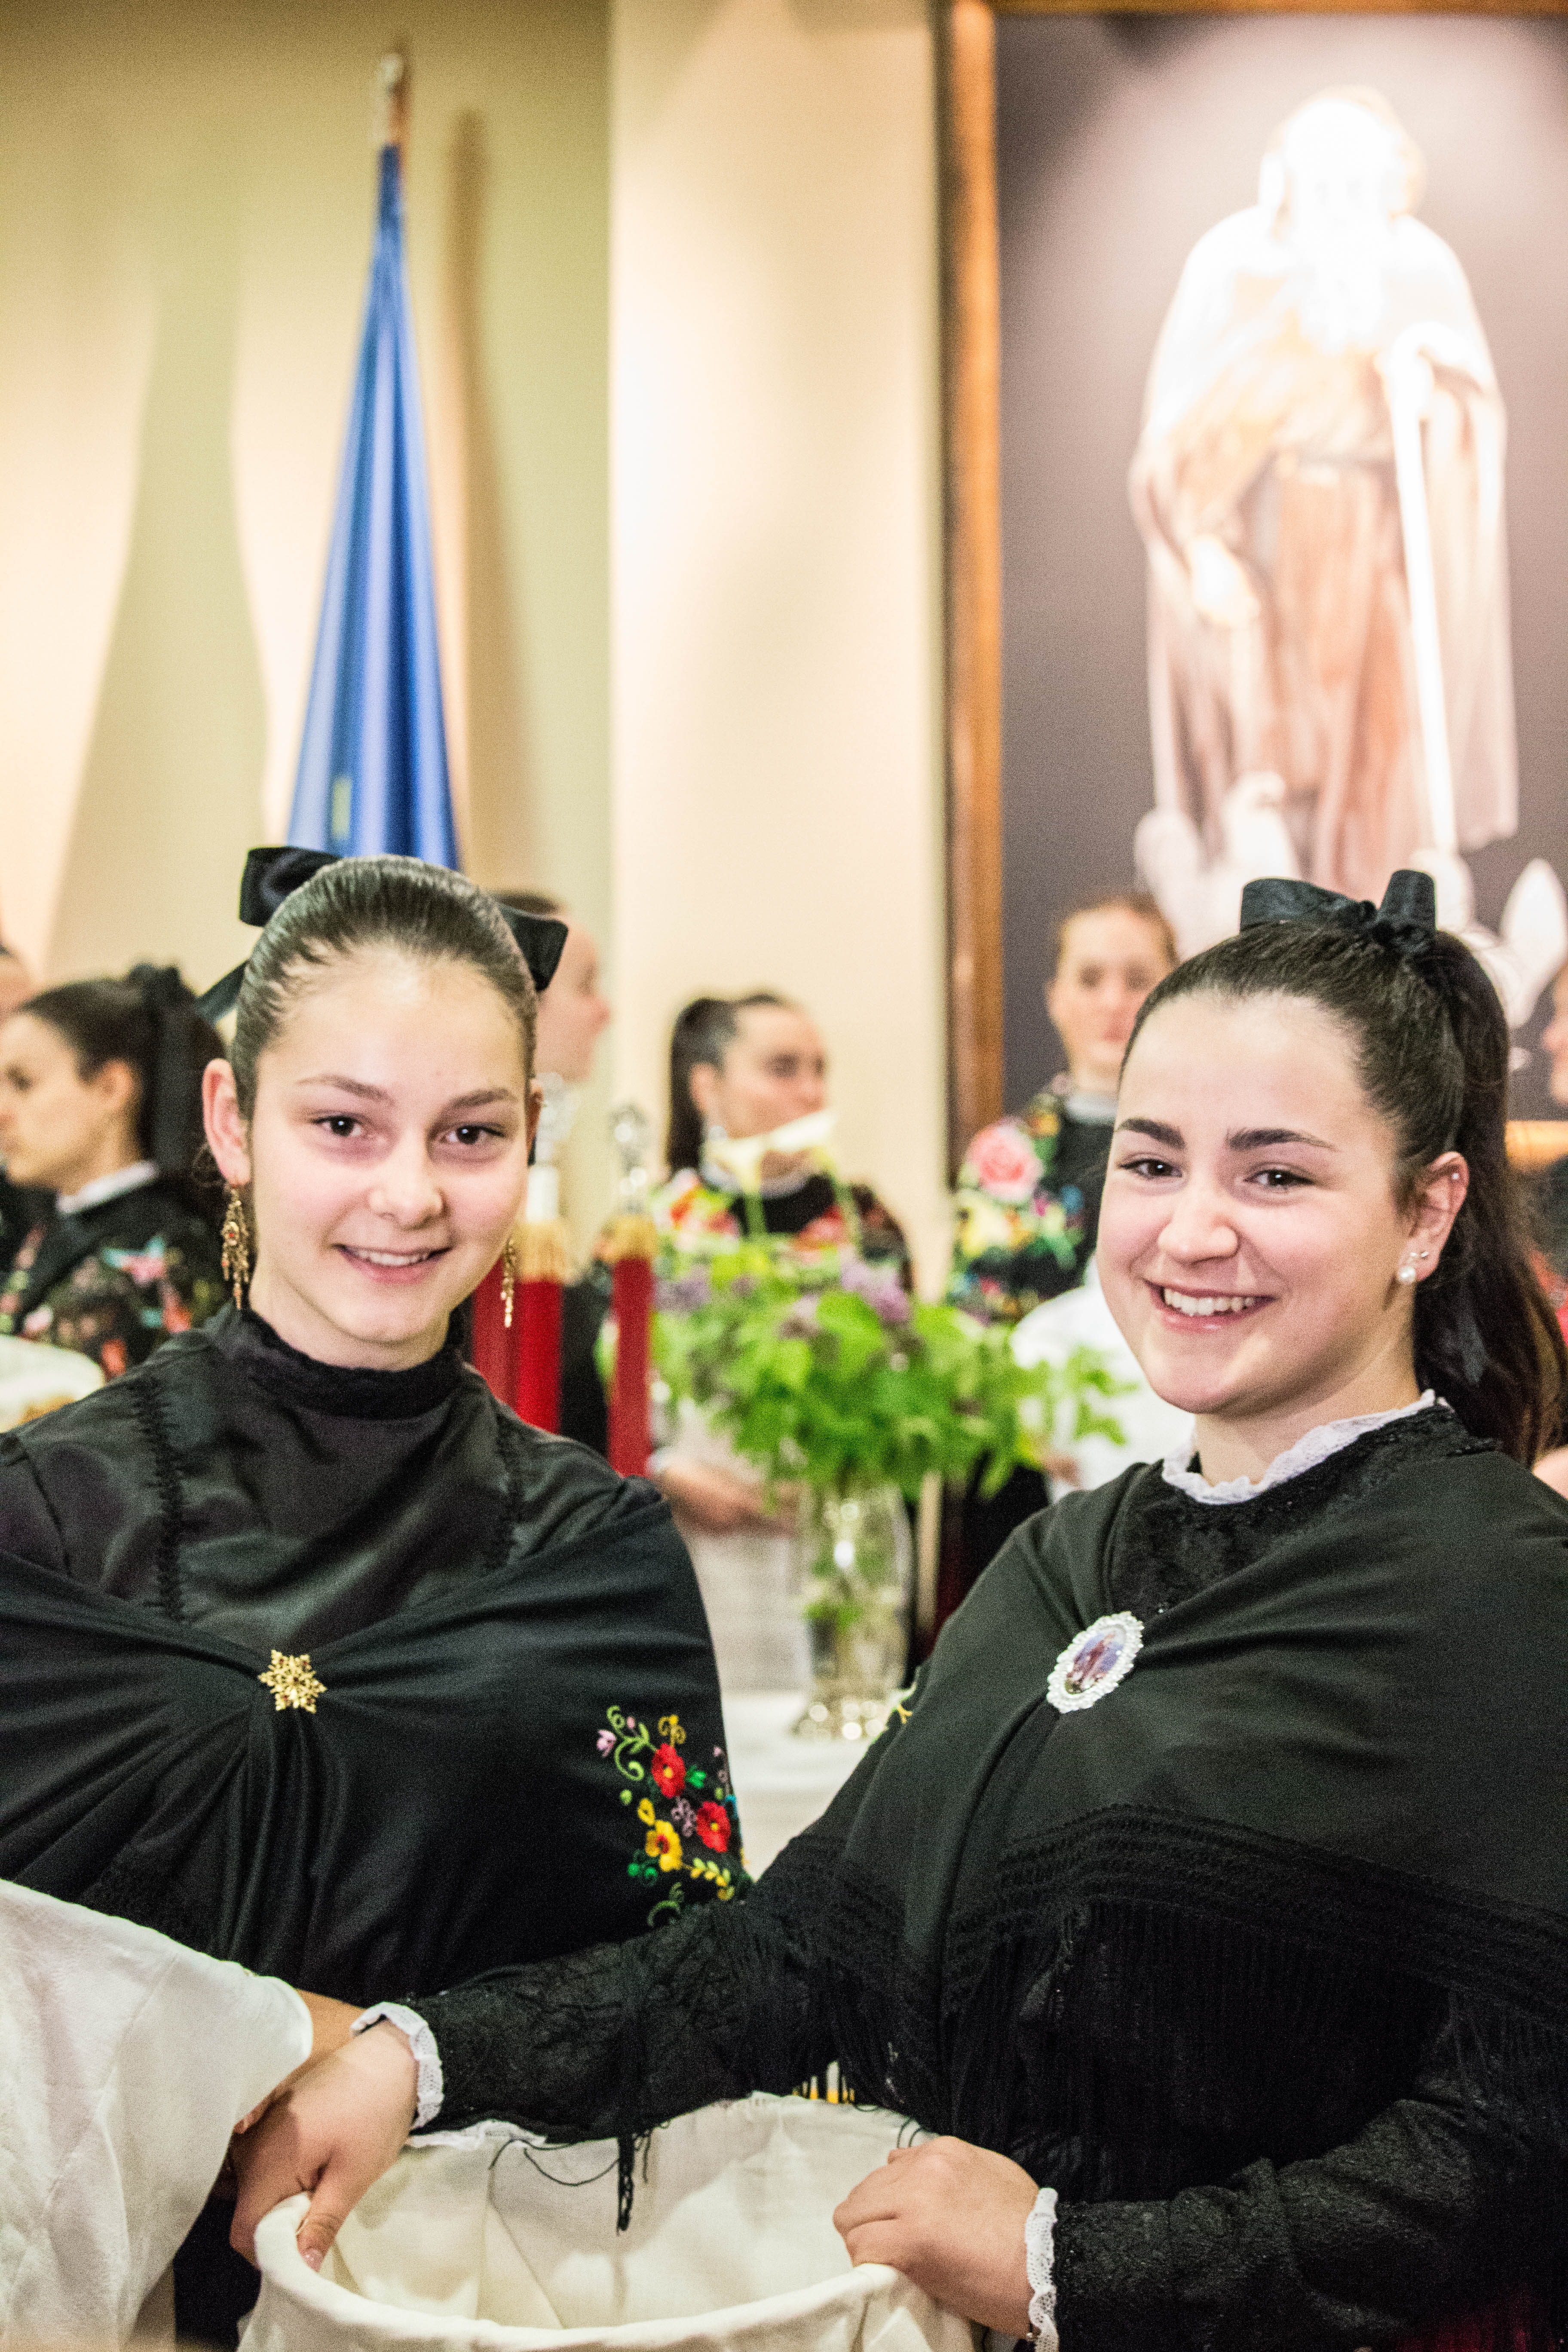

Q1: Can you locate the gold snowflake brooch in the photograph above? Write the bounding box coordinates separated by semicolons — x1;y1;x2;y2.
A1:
258;1651;326;1714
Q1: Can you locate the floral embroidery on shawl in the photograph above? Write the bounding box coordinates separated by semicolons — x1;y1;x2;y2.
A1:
946;1090;1093;1326
0;1226;222;1378
597;1704;744;1923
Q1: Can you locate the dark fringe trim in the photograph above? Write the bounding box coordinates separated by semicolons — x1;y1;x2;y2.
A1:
761;1813;1568;2204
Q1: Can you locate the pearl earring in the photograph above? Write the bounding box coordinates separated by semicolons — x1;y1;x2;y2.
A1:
1397;1247;1430;1287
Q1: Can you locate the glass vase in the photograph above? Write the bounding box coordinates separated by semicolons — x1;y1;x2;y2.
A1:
793;1481;913;1742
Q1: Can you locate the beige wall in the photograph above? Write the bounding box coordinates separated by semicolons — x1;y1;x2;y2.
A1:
0;0;611;1063
609;0;947;1286
0;0;946;1269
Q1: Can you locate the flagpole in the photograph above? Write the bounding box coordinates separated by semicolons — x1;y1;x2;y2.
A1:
290;39;456;866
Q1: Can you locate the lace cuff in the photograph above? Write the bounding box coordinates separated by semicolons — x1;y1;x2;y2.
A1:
1025;2184;1059;2351
352;2002;444;2130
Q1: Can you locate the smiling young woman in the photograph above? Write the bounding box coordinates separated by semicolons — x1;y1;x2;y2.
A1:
0;856;735;2344
1100;874;1563;1479
232;871;1568;2352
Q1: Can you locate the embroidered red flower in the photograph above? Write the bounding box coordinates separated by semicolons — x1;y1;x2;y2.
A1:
695;1800;730;1852
965;1121;1039;1205
651;1742;686;1797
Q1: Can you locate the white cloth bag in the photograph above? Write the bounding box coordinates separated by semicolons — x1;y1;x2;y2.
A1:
247;2097;977;2352
0;1878;310;2347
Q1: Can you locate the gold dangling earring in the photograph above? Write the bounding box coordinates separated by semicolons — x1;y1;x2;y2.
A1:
220;1185;251;1310
501;1232;518;1329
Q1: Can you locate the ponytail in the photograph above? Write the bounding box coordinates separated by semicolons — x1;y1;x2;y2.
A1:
1409;933;1564;1461
1128;907;1566;1463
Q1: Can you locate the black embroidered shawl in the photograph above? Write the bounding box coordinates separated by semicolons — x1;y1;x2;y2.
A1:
0;1311;739;2005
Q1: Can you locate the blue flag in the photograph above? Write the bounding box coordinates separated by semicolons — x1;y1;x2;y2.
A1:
289;143;458;867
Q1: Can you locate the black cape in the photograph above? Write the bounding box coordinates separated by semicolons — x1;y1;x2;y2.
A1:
0;1308;738;2003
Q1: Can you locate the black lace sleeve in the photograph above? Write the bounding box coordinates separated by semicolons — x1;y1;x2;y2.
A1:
416;1876;830;2142
1053;2019;1561;2351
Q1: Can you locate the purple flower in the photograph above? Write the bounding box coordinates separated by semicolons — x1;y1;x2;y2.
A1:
839;1255;910;1326
657;1268;712;1314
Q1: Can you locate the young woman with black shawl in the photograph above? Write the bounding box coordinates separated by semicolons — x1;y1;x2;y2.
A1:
0;854;737;2340
234;873;1568;2352
0;965;224;1371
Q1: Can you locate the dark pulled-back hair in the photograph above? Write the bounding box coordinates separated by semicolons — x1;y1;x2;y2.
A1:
23;967;221;1182
232;856;536;1118
1125;919;1566;1464
666;992;793;1176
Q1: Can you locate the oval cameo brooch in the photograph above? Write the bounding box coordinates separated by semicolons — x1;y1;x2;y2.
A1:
1048;1613;1143;1713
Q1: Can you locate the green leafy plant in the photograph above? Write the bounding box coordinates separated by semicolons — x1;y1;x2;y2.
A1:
653;1240;1127;1501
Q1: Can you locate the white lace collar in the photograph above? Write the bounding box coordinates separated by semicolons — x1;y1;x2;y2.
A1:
1162;1391;1445;1506
1060;1088;1118;1125
55;1159;159;1217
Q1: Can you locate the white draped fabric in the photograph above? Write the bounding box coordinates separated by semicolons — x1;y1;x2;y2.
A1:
0;1879;309;2346
247;2098;973;2352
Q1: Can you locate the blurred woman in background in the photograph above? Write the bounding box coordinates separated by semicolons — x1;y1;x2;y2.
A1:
646;992;909;1685
0;943;41;1278
0;966;223;1373
947;892;1176;1325
945;894;1177;1583
491;888;614;1452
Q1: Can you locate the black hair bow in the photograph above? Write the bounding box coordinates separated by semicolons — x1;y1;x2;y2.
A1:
1239;869;1437;959
196;848;569;1021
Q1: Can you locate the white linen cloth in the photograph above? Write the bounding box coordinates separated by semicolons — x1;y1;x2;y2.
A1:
1011;1259;1193;1493
0;1878;311;2347
246;2095;975;2352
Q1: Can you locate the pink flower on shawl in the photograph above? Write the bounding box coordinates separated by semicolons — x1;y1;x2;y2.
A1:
965;1122;1038;1205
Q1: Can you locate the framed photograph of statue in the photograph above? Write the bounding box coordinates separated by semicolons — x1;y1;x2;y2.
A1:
939;1;1568;1159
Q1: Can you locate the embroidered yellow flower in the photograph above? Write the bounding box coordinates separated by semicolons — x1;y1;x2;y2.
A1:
954;1197;1020;1256
637;1796;656;1825
646;1820;683;1872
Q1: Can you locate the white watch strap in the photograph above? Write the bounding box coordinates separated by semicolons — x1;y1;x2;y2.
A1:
1025;2184;1059;2350
352;2002;444;2130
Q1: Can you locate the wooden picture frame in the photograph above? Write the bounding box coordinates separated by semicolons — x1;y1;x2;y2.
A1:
937;0;1568;1171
